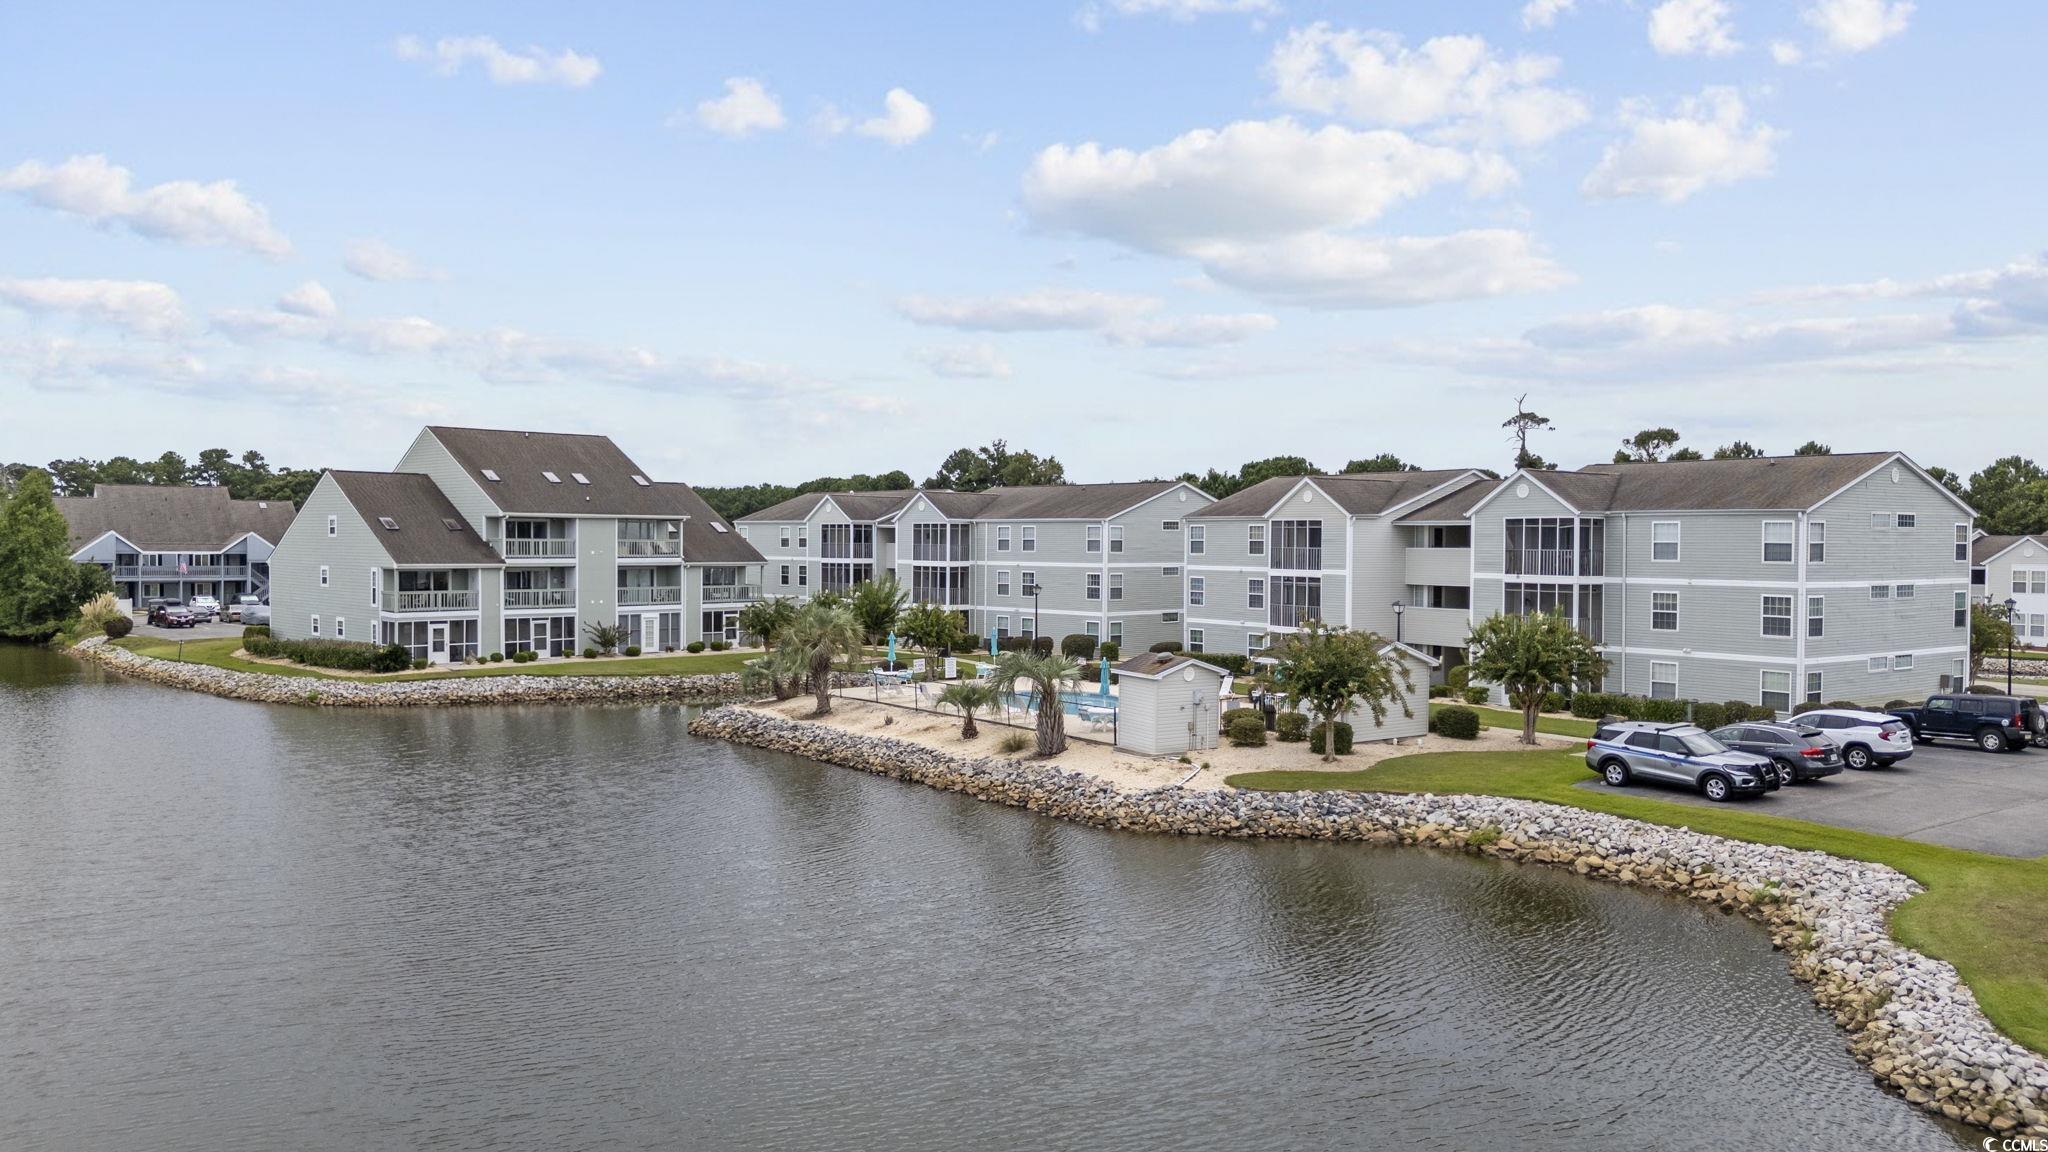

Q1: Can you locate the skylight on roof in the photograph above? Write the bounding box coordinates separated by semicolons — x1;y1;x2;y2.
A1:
571;472;590;485
631;474;650;487
711;523;728;533
442;518;462;532
482;469;501;482
542;471;561;484
378;517;399;531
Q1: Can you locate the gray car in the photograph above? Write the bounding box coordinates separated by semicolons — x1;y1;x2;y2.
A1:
1584;721;1781;802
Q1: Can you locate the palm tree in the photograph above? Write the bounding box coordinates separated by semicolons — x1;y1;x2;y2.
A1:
741;644;809;701
991;650;1081;756
936;681;999;739
782;601;863;716
738;596;798;650
898;601;962;680
850;574;909;644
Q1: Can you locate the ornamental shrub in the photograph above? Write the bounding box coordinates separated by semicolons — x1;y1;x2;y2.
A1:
1031;636;1055;657
1446;664;1471;694
1204;652;1252;676
1884;698;1915;709
1964;684;2003;694
511;649;538;663
243;624;271;640
687;640;706;653
238;634;408;672
1433;706;1481;740
583;647;599;659
101;614;134;639
1275;711;1308;742
1221;707;1258;729
625;645;642;657
1099;641;1120;662
1824;700;1864;711
1060;633;1098;660
1148;640;1183;654
412;657;429;670
1429;684;1452;698
1225;713;1268;747
1308;720;1355;755
1690;702;1727;731
1540;690;1568;713
708;640;729;652
1462;687;1488;705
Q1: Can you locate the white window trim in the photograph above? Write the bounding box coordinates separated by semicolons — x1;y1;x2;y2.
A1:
1896;512;1917;529
1109;621;1123;646
1872;512;1892;530
1867;655;1889;673
1809;520;1826;564
1247;524;1265;556
1248;577;1265;610
1896;583;1915;599
1760;593;1793;639
1761;519;1795;564
319;565;329;587
1021;570;1037;593
335;617;345;639
1188;525;1206;555
1808;595;1824;638
370;569;379;606
1085;573;1101;600
1109;573;1123;600
1649;660;1678;699
1161;519;1180;531
1085;621;1100;638
1650;590;1679;632
780;565;790;586
1187;628;1205;653
1086;525;1102;553
1870;584;1890;600
326;514;338;537
779;527;790;548
996;525;1012;551
1954;523;1970;563
310;614;321;636
1893;653;1914;671
1651;520;1680;562
1021;526;1037;553
996;614;1010;637
1759;668;1792;714
1109;525;1124;553
1806;670;1823;704
996;570;1010;596
1954;589;1969;628
1188;576;1205;606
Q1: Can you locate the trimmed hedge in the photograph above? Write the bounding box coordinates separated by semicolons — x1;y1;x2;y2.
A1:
1226;713;1268;747
1222;707;1259;730
1428;684;1452;698
511;649;538;663
243;632;409;673
1540;690;1568;712
1148;640;1184;654
1098;641;1120;663
708;640;729;652
1461;687;1488;705
1566;692;1795;727
487;651;504;662
997;636;1031;653
625;645;642;657
243;624;271;640
1060;633;1098;660
1275;711;1308;742
1823;700;1864;711
1199;652;1252;676
1308;721;1355;756
102;615;134;639
1964;684;2004;694
1031;636;1055;657
686;641;706;653
1434;705;1482;740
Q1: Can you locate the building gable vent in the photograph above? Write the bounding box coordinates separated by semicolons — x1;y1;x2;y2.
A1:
542;471;561;484
378;517;399;531
481;469;500;482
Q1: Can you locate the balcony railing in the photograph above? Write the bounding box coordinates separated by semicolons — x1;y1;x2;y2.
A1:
392;590;479;612
617;539;680;558
113;564;249;579
1504;548;1573;577
1269;546;1322;571
617;586;682;605
703;583;758;604
497;538;575;558
504;587;573;609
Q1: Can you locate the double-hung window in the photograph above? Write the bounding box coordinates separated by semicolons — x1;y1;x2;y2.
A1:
319;565;329;587
335;617;346;640
1761;521;1794;563
1188;576;1205;606
1086;573;1102;600
1109;573;1123;600
996;570;1011;597
1108;526;1124;553
370;570;379;606
1187;629;1205;653
1086;525;1103;553
1188;525;1205;555
779;526;790;548
1649;661;1678;700
1955;524;1970;562
797;565;808;587
780;565;790;586
1761;594;1793;638
1805;672;1823;705
1651;591;1678;631
1809;521;1826;563
1954;590;1968;628
311;615;321;636
1651;521;1679;561
1247;524;1265;556
1247;577;1265;609
326;515;338;537
1021;570;1037;594
1808;596;1824;637
996;525;1011;552
1021;526;1036;553
1760;670;1792;715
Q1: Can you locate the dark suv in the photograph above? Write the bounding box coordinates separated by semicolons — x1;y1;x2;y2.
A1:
1888;694;2044;753
1707;722;1845;784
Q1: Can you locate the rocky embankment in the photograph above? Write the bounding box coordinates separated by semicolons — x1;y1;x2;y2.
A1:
691;704;2048;1139
71;636;859;708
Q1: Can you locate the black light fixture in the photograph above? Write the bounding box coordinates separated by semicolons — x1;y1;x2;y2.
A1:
2007;597;2019;694
1391;600;1405;644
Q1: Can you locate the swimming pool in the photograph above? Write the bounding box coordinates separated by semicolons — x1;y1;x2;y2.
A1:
997;689;1117;717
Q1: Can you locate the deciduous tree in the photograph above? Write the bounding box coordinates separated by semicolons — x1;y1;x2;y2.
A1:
1268;622;1412;762
1465;610;1608;745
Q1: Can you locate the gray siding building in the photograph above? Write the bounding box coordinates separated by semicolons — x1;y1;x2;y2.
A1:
1972;533;2048;648
59;484;296;608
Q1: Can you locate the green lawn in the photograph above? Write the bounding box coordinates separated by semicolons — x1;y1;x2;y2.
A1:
1227;747;2048;1055
1431;700;1596;739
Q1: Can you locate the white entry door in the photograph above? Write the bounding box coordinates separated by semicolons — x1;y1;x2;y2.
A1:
642;613;659;651
428;622;449;665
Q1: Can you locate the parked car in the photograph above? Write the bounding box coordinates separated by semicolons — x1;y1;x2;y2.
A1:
147;600;197;628
1585;721;1780;801
1706;722;1845;785
1886;694;2044;754
188;595;220;621
227;594;262;622
1785;709;1915;770
241;599;270;626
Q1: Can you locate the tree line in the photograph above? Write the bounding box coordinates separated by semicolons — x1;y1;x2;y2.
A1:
3;449;322;507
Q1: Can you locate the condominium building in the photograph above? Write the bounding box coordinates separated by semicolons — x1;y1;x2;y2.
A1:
1179;470;1495;669
1972;533;2048;645
1459;452;1974;711
269;427;763;663
737;481;1215;651
58;484;296;607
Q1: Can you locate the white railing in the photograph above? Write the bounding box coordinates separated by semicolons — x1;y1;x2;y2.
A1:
703;584;757;603
504;587;572;608
393;590;479;612
113;564;248;579
617;539;680;557
1504;548;1573;577
617;586;682;605
498;538;575;558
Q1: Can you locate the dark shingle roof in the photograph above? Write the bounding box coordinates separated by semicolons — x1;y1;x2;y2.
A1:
57;484;296;552
1113;651;1228;679
650;483;765;565
1554;452;1901;512
1194;470;1484;519
425;426;683;517
736;490;922;523
1973;534;2048;565
741;482;1196;523
1393;476;1502;524
328;471;504;567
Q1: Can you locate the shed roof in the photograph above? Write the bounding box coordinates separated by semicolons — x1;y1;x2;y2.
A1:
1112;652;1229;680
57;484;296;552
327;471;504;567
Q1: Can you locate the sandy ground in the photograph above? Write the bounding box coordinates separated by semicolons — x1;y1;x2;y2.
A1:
757;692;1574;792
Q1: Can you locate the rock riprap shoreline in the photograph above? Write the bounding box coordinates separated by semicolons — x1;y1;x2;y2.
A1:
691;704;2048;1139
70;636;862;708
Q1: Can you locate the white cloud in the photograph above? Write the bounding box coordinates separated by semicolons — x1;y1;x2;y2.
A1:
1267;25;1589;148
1080;0;1277;27
277;280;337;319
2;335;374;408
1106;312;1278;347
856;88;934;146
0;277;185;336
1187;230;1571;308
343;239;444;282
394;34;601;87
212;304;451;356
1582;88;1781;203
1648;0;1741;57
692;78;786;138
896;288;1159;331
1770;41;1806;65
1520;0;1577;31
1801;0;1913;53
909;342;1013;378
0;154;290;258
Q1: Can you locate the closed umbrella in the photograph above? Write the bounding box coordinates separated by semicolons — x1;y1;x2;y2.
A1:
887;632;896;668
989;632;997;658
1099;655;1110;698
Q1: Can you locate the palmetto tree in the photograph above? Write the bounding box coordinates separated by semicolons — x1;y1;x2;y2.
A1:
850;574;909;644
741;644;809;701
737;596;799;650
991;650;1081;756
782;601;864;716
936;681;999;739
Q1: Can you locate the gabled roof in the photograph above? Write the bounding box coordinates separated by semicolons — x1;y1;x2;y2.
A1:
327;471;504;567
650;482;764;565
737;489;921;523
1571;452;1902;511
57;484;296;553
1394;476;1503;524
1973;534;2048;566
739;481;1202;524
1113;651;1229;680
424;426;683;517
1192;470;1486;519
1378;641;1443;668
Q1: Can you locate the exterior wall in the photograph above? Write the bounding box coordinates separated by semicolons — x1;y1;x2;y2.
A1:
577;516;619;643
1114;667;1223;756
1979;541;2048;646
269;475;390;643
1339;653;1433;741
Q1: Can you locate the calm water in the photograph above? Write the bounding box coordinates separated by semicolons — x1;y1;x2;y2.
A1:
0;646;1971;1151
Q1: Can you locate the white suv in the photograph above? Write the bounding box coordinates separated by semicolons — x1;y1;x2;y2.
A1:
1786;708;1915;770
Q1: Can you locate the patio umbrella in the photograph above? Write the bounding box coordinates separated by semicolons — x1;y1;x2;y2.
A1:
887;632;896;668
1099;655;1110;698
989;632;997;658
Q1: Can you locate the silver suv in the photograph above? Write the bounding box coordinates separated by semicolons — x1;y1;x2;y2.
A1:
1584;722;1781;802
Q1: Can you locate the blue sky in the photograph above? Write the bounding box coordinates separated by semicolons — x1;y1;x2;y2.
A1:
3;0;2042;485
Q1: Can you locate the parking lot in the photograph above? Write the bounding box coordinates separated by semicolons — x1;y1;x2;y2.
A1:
1575;741;2048;857
128;615;246;642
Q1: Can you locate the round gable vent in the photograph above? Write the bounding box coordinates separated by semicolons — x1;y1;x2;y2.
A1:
1515;482;1529;498
1891;466;1902;483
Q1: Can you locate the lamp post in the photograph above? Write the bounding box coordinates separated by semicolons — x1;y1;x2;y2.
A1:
2008;597;2019;695
1026;583;1041;650
1391;600;1405;645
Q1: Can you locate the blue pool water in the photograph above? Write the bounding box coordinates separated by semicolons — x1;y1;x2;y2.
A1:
997;689;1117;717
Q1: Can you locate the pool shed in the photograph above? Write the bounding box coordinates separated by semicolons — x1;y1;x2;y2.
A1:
1343;642;1440;743
1112;652;1227;756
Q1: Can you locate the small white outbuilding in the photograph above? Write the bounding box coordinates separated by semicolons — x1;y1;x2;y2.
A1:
1112;652;1229;756
1341;642;1441;743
